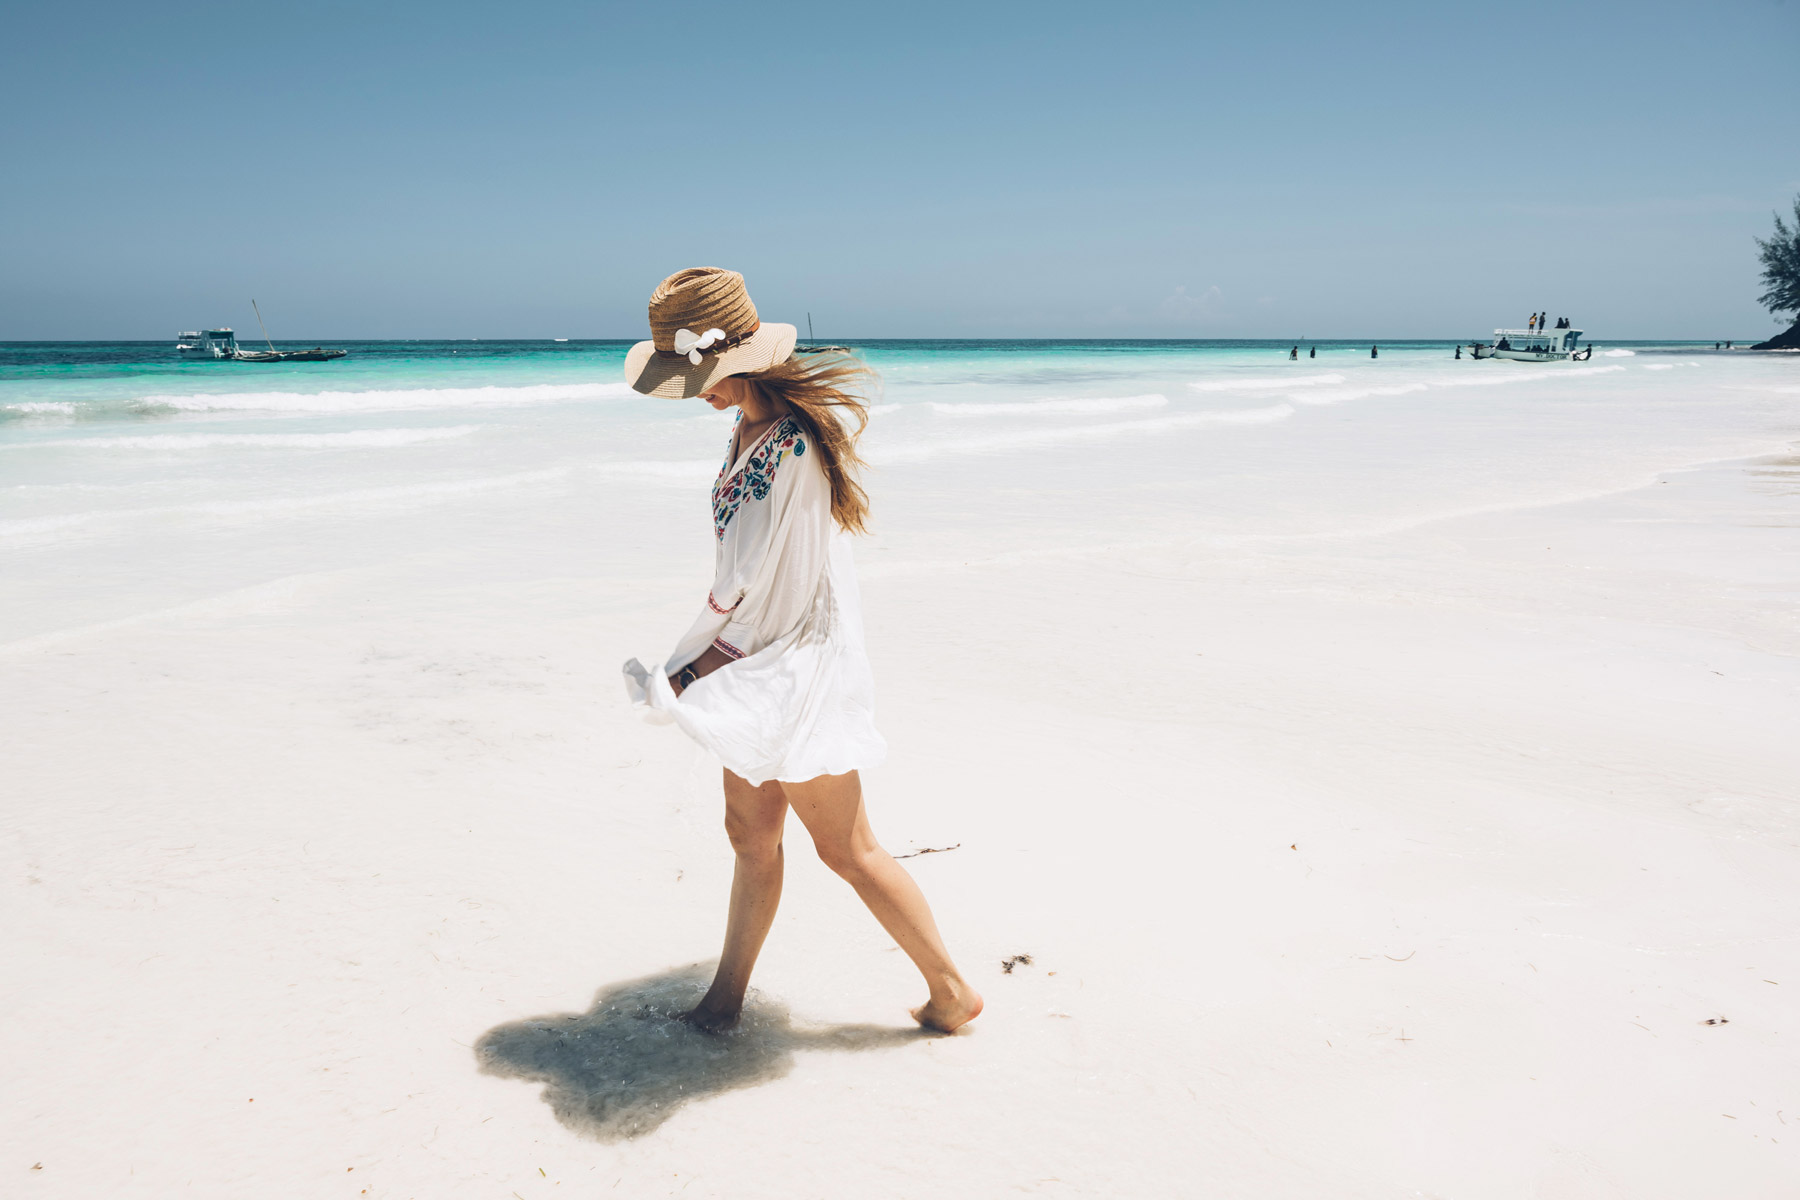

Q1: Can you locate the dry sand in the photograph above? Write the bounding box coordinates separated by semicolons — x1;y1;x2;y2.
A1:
4;351;1798;1196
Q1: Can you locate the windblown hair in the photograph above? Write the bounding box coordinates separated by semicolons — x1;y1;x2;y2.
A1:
740;349;875;534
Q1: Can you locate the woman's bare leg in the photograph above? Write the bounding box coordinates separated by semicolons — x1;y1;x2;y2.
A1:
782;770;982;1032
687;770;789;1032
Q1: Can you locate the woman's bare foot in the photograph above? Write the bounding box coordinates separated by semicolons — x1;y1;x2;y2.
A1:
681;997;742;1033
911;985;983;1033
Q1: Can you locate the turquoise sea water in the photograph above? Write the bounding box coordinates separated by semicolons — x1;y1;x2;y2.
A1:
2;337;1791;645
0;337;1721;419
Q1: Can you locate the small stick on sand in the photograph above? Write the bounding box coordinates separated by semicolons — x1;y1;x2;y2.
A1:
896;843;961;859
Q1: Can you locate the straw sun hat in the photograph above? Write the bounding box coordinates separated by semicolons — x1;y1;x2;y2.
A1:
623;267;797;398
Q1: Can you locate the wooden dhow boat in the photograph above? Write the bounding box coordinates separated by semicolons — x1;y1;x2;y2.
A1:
229;299;348;363
232;347;348;363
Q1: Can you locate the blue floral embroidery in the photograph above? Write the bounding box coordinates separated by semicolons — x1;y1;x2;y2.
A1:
712;416;806;539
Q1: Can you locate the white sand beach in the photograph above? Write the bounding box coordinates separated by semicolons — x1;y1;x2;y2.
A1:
4;346;1798;1197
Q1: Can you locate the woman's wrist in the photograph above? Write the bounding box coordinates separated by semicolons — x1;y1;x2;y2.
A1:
670;644;736;695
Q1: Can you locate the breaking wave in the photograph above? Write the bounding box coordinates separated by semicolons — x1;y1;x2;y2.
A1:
597;460;720;485
874;403;1293;461
0;468;570;546
132;381;636;414
1188;373;1345;392
1288;364;1626;405
1;401;78;418
6;426;481;452
927;393;1168;416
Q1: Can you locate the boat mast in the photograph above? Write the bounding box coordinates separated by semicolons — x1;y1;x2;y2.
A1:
251;299;276;352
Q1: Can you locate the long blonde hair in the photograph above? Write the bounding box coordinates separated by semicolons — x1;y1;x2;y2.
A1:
741;349;875;534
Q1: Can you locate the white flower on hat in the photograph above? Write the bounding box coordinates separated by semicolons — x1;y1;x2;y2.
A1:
673;327;727;365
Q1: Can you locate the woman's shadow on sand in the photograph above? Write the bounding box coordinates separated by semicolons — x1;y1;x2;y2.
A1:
474;963;927;1141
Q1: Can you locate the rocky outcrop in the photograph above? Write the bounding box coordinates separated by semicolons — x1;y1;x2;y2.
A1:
1752;320;1800;350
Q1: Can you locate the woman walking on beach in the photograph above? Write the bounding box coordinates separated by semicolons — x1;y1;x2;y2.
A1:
622;268;982;1034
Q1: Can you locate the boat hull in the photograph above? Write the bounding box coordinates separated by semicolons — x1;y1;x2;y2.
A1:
1490;348;1569;362
1468;345;1592;363
232;349;348;363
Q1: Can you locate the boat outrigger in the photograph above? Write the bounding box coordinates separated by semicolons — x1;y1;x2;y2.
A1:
1467;321;1591;362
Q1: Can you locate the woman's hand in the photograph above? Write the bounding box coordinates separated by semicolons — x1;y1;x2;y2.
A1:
669;645;736;697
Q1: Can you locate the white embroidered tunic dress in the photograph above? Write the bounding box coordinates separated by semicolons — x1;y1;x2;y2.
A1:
622;414;887;785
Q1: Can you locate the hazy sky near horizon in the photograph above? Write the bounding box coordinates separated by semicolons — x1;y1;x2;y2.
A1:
3;0;1796;340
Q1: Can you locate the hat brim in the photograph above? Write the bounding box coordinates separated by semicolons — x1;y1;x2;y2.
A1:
623;323;799;399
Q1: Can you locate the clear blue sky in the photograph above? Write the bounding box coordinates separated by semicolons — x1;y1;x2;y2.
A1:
3;0;1795;339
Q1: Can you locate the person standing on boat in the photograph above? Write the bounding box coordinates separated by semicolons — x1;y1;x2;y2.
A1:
620;267;982;1035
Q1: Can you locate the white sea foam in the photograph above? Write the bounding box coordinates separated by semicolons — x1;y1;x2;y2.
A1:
0;468;567;546
868;404;904;416
133;381;635;414
2;402;78;416
1602;348;1636;357
597;460;720;485
6;426;481;452
875;403;1293;462
1289;383;1427;406
1643;364;1675;370
1288;364;1627;406
1188;373;1344;392
927;394;1167;417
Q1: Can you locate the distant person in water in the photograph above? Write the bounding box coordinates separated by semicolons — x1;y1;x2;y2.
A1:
619;267;981;1035
1309;346;1316;358
1290;346;1298;360
1455;344;1462;359
1371;345;1378;358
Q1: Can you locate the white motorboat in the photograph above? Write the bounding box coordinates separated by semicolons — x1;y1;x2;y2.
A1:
1467;322;1591;362
176;328;238;358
